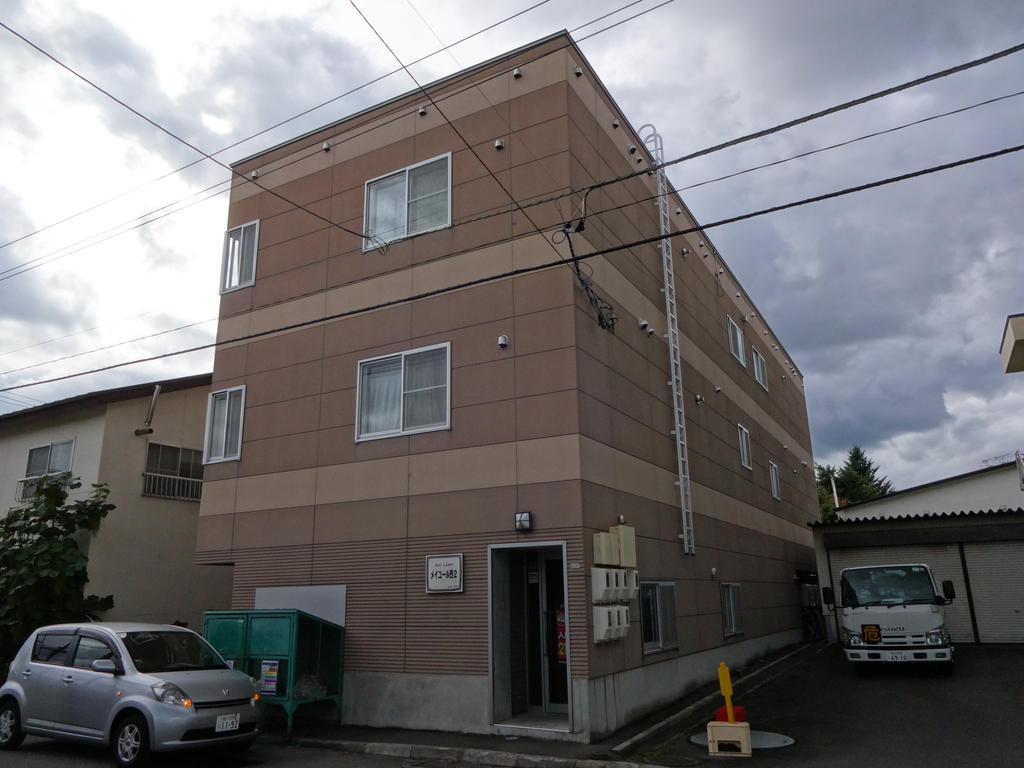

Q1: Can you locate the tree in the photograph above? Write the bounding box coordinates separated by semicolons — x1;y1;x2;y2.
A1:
816;446;894;520
0;474;115;666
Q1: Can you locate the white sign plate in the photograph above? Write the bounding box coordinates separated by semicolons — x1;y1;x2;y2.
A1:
426;554;463;593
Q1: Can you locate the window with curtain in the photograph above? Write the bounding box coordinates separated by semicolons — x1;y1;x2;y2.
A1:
640;581;678;654
357;343;450;440
221;221;259;292
205;386;245;462
364;155;450;247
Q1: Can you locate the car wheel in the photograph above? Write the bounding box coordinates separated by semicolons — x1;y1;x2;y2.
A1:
0;699;25;750
112;714;151;767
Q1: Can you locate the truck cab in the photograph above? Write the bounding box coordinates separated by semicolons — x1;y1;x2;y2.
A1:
823;563;956;666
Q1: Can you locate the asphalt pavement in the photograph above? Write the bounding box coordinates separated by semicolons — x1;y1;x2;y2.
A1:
635;643;1024;767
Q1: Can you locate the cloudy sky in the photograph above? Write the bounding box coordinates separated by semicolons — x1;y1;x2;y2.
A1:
0;0;1021;488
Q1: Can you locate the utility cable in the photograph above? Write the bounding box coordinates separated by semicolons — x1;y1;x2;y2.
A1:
0;0;667;283
0;20;380;248
0;0;552;254
3;140;1020;394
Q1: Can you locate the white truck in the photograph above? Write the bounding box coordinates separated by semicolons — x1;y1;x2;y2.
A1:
822;563;956;668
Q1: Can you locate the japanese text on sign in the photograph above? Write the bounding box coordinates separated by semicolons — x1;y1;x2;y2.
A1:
426;554;464;593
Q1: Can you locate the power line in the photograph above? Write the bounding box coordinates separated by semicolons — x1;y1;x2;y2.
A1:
4;140;1020;394
6;82;1018;375
0;0;553;254
0;1;665;283
0;21;377;247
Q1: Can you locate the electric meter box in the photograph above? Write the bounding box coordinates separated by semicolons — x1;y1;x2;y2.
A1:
593;532;620;566
610;524;637;568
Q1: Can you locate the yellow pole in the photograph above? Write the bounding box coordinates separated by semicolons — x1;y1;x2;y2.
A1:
717;662;735;723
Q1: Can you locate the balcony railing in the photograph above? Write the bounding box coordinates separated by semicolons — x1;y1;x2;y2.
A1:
15;477;41;502
142;472;202;502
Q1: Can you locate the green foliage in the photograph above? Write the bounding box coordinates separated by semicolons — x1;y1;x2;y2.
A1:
815;446;894;520
0;474;115;663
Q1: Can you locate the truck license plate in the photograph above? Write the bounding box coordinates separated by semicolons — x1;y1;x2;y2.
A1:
215;714;240;733
886;652;909;662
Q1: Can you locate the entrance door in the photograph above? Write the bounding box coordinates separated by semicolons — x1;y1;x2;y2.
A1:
490;543;570;729
539;553;568;713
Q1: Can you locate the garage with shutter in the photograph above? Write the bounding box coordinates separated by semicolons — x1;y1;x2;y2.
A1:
812;508;1024;644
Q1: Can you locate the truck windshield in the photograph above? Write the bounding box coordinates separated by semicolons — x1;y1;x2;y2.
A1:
121;631;228;673
840;566;936;607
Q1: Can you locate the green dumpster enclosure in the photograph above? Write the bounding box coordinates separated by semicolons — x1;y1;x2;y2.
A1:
203;609;344;734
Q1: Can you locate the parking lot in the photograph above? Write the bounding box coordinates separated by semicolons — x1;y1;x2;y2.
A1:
639;643;1024;767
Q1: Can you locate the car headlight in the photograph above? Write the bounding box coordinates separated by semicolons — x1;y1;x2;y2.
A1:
844;629;863;646
925;629;948;646
152;682;193;707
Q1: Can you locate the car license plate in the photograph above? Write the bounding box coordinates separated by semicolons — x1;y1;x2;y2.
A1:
215;714;240;733
886;652;909;662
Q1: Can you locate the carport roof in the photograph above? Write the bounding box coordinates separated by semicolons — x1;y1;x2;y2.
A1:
809;507;1024;527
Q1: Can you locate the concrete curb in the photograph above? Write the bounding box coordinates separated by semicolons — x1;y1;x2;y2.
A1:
292;738;648;768
610;642;813;754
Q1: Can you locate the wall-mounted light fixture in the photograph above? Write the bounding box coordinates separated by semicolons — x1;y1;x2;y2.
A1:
321;142;331;152
418;105;428;116
628;144;638;154
612;119;620;128
250;170;259;180
512;67;523;79
494;138;505;150
514;511;532;531
695;394;706;405
574;66;583;77
497;334;509;348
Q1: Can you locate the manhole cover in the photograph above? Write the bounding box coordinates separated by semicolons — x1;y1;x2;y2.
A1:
689;730;795;749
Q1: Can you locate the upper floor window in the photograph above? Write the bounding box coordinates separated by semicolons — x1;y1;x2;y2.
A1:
356;343;450;440
364;154;451;248
144;443;204;501
17;439;74;501
737;424;752;470
221;220;259;293
752;347;768;390
727;316;745;366
640;581;679;654
769;459;781;500
721;582;743;637
204;386;245;463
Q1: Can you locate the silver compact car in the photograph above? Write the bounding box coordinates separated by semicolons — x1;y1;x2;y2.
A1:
0;622;263;766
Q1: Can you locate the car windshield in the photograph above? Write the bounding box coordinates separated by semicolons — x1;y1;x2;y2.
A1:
840;566;936;607
121;631;228;673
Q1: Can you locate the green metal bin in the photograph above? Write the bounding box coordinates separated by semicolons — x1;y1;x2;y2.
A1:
204;609;344;734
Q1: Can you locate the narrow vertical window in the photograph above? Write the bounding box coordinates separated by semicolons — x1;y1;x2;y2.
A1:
727;316;745;366
721;583;743;637
752;347;768;390
737;424;752;470
640;581;678;653
769;460;781;500
221;221;259;292
205;386;245;462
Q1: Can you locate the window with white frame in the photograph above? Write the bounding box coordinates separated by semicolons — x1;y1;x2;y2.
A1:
640;581;678;653
721;582;743;637
204;386;245;462
752;347;768;390
727;316;746;366
364;154;451;247
737;424;752;470
221;221;259;292
769;459;782;500
17;440;74;501
356;343;450;440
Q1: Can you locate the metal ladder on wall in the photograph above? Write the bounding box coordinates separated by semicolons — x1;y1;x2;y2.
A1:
639;124;695;554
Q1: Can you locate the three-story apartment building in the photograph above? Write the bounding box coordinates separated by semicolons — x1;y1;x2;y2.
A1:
196;32;819;740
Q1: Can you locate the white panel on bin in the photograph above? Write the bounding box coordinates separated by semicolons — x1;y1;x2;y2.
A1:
625;570;640;600
593;606;612;642
255;584;347;627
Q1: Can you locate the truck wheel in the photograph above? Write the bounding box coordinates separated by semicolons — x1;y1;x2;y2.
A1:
112;714;151;767
0;699;25;750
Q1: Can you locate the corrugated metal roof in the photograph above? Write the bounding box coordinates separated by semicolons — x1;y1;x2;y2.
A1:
810;507;1024;527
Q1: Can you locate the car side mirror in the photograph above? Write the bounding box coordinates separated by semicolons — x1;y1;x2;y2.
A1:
92;659;119;674
822;587;835;608
942;580;956;601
